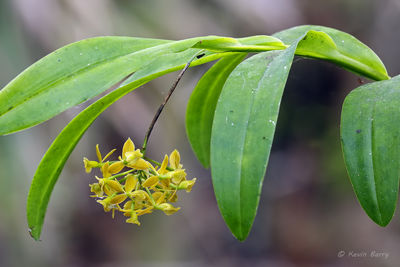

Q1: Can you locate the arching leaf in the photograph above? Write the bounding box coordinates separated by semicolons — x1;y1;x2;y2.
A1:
0;35;286;135
274;25;389;81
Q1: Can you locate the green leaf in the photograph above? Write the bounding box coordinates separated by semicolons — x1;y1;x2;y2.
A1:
273;25;389;81
0;37;170;135
186;53;247;168
210;39;300;241
26;50;226;241
340;75;400;226
0;35;286;136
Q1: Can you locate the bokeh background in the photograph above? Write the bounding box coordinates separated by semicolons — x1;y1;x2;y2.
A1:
1;0;400;266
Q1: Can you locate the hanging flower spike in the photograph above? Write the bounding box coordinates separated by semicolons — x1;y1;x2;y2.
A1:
84;138;196;226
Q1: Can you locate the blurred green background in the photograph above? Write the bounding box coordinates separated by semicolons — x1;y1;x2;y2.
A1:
1;0;400;266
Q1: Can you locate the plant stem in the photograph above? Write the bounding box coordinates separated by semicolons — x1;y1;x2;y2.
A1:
141;51;205;156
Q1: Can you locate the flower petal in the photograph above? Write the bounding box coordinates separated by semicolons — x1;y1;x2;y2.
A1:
124;175;138;193
159;155;169;174
96;144;102;162
105;180;124;193
128;158;150;170
142;176;159;188
103;149;116;162
122;138;135;159
101;162;110;178
110;194;127;204
108;161;124;174
170;149;180;169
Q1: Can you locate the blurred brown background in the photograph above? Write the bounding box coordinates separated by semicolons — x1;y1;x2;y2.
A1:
1;0;400;266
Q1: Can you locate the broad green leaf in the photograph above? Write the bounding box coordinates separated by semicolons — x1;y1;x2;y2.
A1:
26;50;226;241
0;35;285;136
0;37;170;135
273;25;389;81
341;75;400;226
210;39;300;241
186;53;247;168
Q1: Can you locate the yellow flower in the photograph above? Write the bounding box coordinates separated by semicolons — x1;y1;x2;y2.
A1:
89;183;103;197
83;158;99;173
126;211;140;225
178;178;197;192
83;144;117;173
96;176;124;196
169;169;187;184
125;150;143;163
121;138;149;170
157;203;180;215
96;144;116;163
97;196;114;212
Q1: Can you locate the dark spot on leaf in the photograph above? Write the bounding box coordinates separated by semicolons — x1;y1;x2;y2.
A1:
8;106;13;111
302;36;308;41
356;129;361;134
196;53;205;59
262;137;266;140
229;110;234;113
28;228;34;238
57;58;61;62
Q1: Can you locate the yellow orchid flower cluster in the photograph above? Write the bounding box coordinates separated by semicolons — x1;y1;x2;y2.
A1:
83;138;196;225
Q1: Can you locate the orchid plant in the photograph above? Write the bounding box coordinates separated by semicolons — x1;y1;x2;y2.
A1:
1;25;399;242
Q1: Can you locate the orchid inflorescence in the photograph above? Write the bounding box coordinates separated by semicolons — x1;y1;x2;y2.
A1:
83;138;196;225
